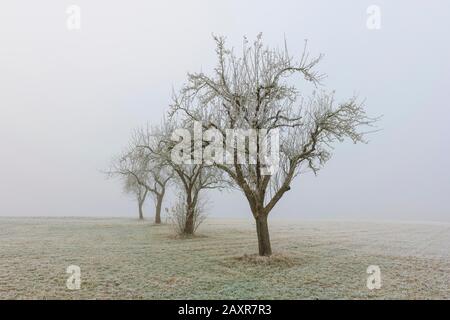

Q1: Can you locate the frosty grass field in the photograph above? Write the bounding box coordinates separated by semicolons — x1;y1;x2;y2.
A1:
0;217;449;299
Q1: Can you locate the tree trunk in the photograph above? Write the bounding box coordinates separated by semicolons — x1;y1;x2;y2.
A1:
255;213;272;256
138;201;144;220
183;204;195;235
183;191;195;235
155;195;162;224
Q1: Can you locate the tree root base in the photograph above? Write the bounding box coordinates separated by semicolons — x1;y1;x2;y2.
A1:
231;253;297;267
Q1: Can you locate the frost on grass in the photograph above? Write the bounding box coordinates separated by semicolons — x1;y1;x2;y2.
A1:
168;233;208;240
0;218;449;299
230;253;298;268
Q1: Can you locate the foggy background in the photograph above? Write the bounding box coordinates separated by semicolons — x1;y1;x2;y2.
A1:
0;0;449;222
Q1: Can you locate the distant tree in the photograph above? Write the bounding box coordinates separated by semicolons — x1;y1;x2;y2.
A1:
123;173;148;220
109;130;172;223
171;34;378;255
135;119;226;235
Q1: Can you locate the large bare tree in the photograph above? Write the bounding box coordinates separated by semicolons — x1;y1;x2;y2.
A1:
171;34;377;255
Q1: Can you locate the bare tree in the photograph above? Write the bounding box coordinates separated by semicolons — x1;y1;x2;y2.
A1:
168;192;208;235
136;119;226;235
123;172;148;220
171;34;378;255
109;131;172;224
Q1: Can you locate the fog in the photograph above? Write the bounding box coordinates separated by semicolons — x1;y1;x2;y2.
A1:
0;1;449;222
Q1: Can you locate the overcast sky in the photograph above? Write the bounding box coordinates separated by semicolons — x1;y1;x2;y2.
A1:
0;1;449;222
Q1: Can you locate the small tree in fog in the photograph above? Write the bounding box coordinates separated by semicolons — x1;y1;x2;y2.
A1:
172;34;377;255
168;193;208;235
123;173;148;220
135;119;226;235
109;133;172;223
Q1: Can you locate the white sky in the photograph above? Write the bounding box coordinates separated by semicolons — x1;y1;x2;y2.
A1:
0;1;449;221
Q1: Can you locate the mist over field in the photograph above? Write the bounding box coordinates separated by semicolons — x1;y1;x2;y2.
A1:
0;1;449;222
0;1;449;302
1;218;449;299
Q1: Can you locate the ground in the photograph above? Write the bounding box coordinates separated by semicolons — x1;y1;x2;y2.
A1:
0;217;449;299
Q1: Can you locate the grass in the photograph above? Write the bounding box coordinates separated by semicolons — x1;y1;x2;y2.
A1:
0;217;449;299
